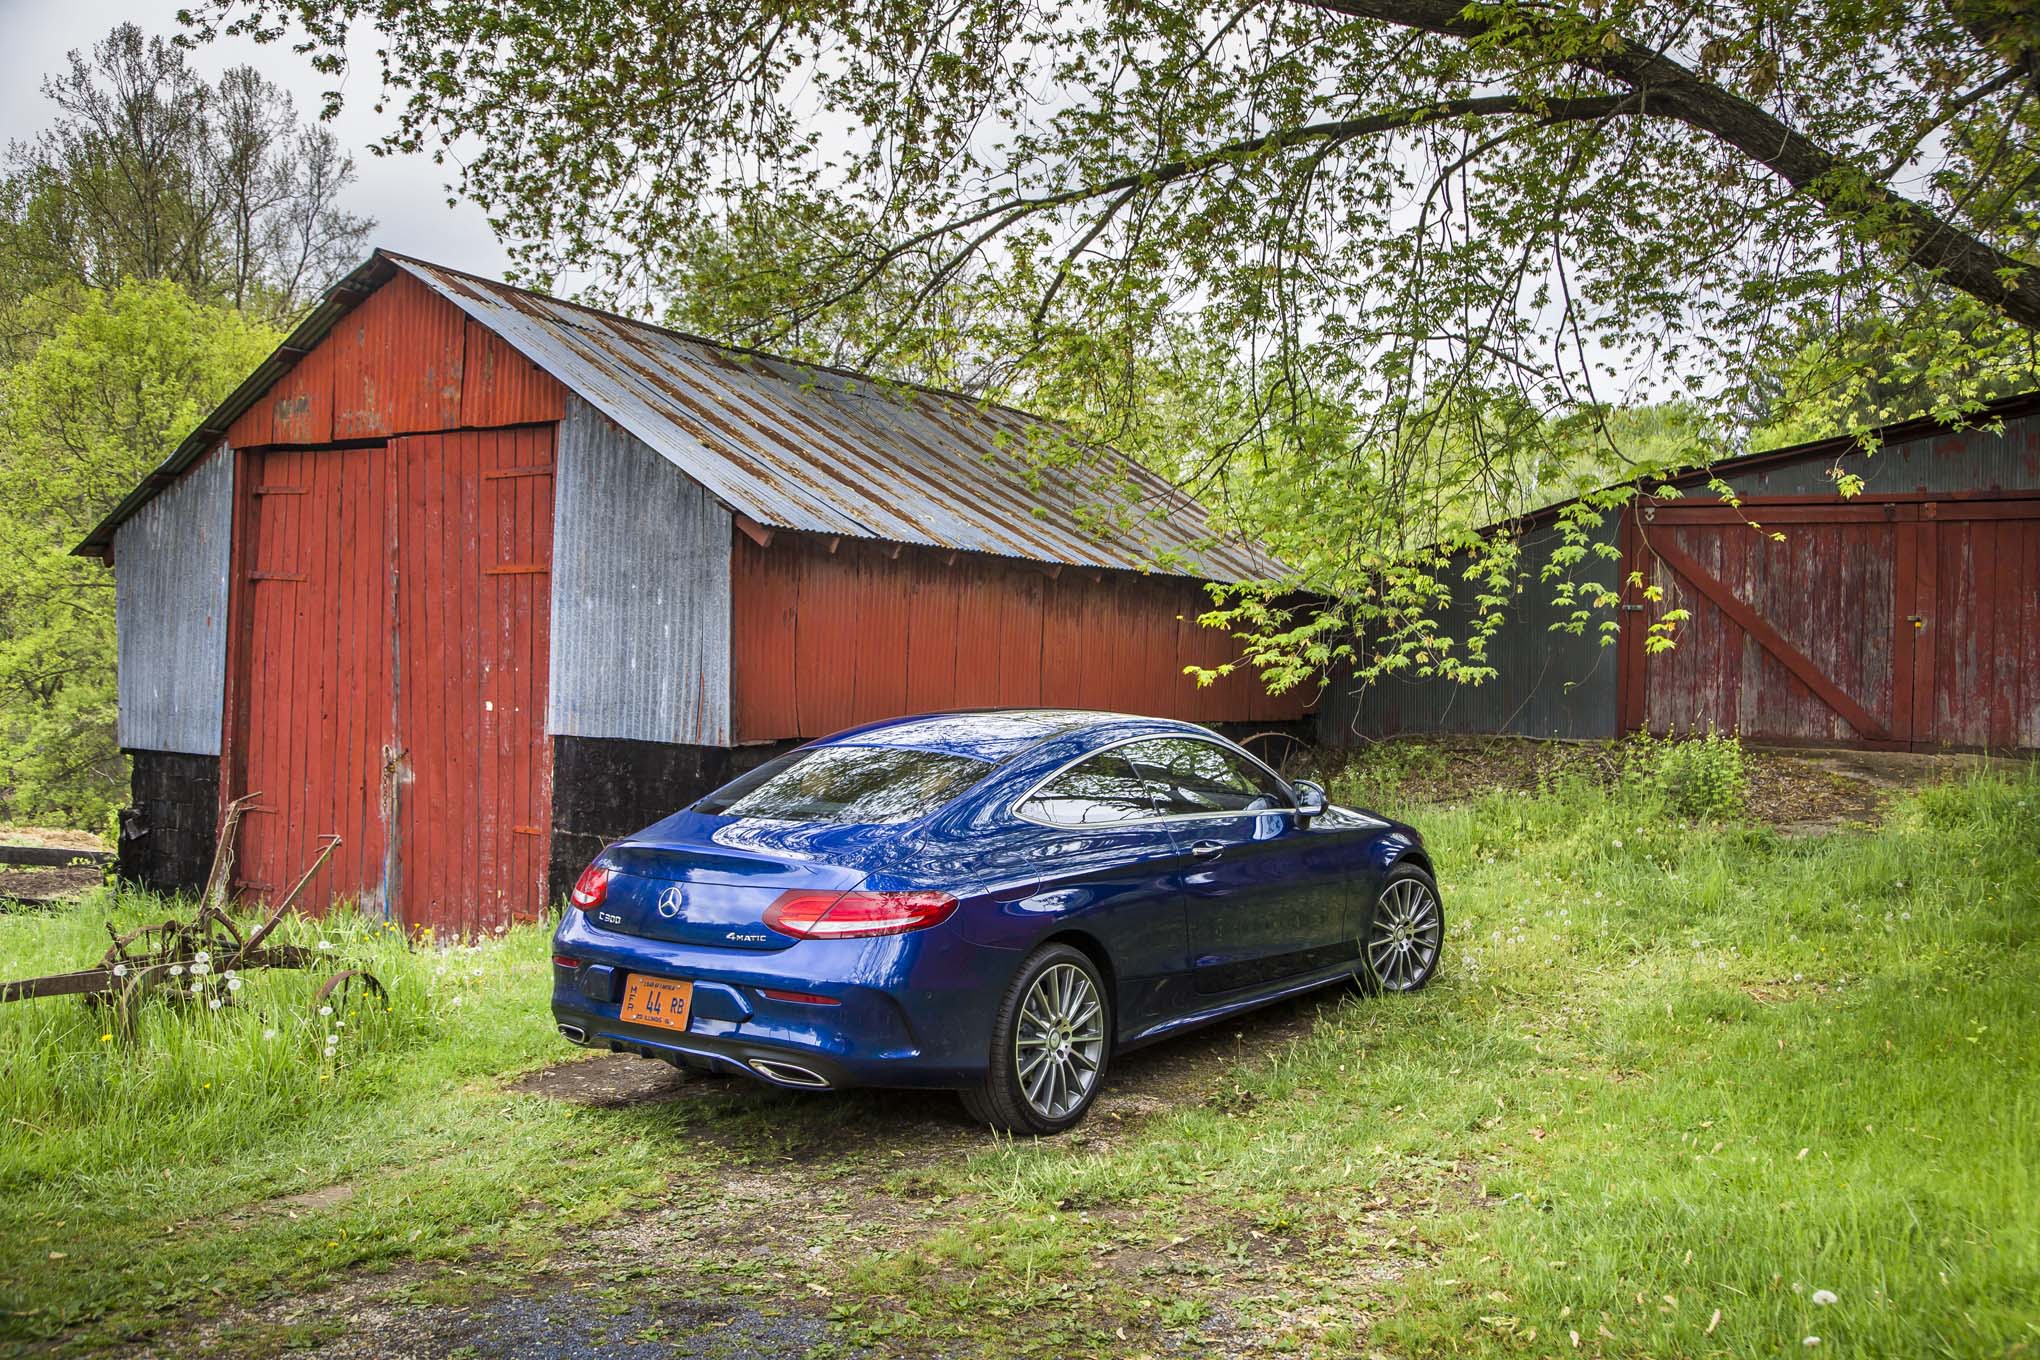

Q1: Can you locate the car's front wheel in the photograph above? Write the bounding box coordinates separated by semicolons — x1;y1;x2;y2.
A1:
1360;862;1444;993
962;943;1111;1135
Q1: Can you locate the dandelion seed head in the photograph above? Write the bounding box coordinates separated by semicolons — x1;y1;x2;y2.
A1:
319;1005;333;1016
1811;1289;1838;1306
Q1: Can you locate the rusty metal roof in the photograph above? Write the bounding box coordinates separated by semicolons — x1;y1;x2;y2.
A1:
77;249;1284;580
395;255;1281;579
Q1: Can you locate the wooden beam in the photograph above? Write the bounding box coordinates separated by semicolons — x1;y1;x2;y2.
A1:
1651;534;1893;742
0;844;111;868
734;513;774;549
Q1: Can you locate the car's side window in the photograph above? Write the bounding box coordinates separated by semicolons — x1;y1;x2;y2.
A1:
1121;738;1292;817
1017;751;1159;826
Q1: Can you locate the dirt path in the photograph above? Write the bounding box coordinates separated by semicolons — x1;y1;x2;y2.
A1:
142;992;1369;1360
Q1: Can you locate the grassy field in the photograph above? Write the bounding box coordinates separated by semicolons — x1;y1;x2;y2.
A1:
1;757;2035;1357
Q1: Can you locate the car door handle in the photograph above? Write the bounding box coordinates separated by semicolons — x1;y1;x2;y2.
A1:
1189;840;1225;860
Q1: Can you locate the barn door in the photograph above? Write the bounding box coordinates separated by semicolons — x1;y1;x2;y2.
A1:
229;445;398;912
1625;499;2040;752
391;429;556;934
1905;504;2040;750
1626;503;1910;748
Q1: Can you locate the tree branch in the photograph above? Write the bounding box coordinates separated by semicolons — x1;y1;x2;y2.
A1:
1304;0;2040;329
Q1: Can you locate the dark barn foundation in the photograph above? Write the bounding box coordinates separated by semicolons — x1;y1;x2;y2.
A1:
119;749;222;895
547;735;798;905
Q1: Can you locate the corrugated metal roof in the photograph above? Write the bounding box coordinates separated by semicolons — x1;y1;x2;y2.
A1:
76;249;1284;581
394;255;1280;579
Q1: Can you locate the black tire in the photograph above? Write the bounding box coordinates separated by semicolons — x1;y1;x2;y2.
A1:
961;943;1112;1135
1356;861;1444;994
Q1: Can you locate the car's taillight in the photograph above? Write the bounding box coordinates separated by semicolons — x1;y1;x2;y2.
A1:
552;954;581;969
570;865;612;910
762;889;958;940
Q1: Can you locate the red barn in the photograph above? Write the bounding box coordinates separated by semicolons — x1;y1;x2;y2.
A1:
79;251;1306;933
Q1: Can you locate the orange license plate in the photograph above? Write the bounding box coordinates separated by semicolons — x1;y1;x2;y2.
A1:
619;975;694;1032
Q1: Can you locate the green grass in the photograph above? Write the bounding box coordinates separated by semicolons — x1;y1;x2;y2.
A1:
2;765;2036;1357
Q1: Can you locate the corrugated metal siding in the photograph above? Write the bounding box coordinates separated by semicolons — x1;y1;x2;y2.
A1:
393;256;1283;583
115;442;233;754
729;534;1302;742
1723;410;2040;498
549;397;733;746
1319;519;1623;746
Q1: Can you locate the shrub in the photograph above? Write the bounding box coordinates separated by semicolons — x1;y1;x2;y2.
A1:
1634;730;1746;818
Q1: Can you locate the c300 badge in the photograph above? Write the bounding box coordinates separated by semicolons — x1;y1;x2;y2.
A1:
657;884;687;919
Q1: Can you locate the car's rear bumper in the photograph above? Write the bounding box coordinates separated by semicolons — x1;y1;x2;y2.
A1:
549;907;995;1089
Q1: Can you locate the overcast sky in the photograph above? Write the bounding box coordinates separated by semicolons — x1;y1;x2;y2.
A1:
0;0;513;279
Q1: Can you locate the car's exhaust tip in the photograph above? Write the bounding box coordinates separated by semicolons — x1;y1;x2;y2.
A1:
749;1058;831;1089
556;1023;588;1043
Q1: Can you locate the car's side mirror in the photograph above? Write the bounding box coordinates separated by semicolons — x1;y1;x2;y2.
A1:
1293;779;1329;821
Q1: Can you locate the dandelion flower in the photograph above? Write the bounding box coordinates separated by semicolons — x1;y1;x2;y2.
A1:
1804;1337;1821;1348
450;995;464;1007
334;1019;345;1029
227;977;243;992
191;961;210;976
317;940;334;951
208;998;223;1011
190;980;205;995
170;964;185;976
1811;1290;1838;1306
100;1033;113;1042
194;950;210;964
112;963;128;978
319;1005;333;1017
263;1028;278;1040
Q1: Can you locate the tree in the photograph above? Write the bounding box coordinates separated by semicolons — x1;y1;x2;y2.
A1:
0;282;280;825
2;22;374;319
185;0;2040;689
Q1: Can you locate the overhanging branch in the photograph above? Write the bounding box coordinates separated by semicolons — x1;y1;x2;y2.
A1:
1304;0;2040;329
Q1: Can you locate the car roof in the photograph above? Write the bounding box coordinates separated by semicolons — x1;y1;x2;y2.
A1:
811;709;1215;762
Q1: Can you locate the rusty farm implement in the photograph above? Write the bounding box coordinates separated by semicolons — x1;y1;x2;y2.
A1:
0;795;386;1022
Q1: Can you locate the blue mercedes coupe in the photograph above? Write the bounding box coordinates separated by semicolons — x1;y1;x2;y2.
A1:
550;710;1441;1133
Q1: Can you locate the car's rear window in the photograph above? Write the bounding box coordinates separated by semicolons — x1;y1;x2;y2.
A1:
694;745;994;824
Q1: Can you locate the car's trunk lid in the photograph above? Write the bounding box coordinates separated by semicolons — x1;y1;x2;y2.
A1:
592;821;879;951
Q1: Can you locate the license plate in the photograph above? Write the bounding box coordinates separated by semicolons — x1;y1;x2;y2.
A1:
619;975;694;1032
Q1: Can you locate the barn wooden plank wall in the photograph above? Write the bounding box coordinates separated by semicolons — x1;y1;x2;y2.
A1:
114;443;235;755
548;397;734;746
729;534;1307;743
225;272;565;448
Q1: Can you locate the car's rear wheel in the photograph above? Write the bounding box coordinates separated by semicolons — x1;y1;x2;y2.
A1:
962;943;1110;1135
1360;863;1444;993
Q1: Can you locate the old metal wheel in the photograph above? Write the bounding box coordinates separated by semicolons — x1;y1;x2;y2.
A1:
1362;866;1443;994
314;968;388;1014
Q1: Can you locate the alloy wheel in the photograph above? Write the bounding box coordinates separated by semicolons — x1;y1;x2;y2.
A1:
1014;961;1106;1119
1367;874;1442;991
